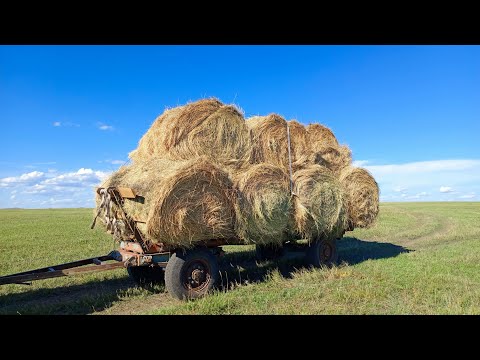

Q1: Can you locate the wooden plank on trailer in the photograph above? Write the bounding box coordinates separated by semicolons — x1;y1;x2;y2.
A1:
117;187;136;199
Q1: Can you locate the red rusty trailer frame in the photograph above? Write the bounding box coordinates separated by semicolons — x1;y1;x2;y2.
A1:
0;187;340;300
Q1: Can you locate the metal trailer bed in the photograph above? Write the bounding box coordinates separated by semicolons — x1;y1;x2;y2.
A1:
0;187;341;300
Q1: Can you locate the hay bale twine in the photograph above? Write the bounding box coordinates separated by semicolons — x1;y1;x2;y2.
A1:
291;165;347;240
247;116;312;170
130;98;251;167
146;157;236;247
288;120;311;160
339;166;379;229
233;163;291;245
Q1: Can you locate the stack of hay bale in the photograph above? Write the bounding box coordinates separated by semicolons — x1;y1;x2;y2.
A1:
97;98;379;248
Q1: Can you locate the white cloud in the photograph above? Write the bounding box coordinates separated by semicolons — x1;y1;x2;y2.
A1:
440;186;453;193
353;160;369;167
0;171;45;187
41;198;74;206
52;121;79;127
362;159;480;202
366;160;480;176
42;168;109;187
98;123;114;131
404;192;429;200
99;159;126;165
0;168;112;208
458;192;476;199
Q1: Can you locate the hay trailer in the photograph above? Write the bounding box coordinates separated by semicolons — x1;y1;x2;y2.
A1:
0;187;340;300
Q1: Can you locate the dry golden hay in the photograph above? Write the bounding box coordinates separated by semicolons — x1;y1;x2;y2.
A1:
339;166;379;229
306;123;339;149
145;156;236;247
309;144;352;174
233;163;291;246
130;98;251;167
97;157;236;246
247;114;289;169
247;115;309;170
288;120;311;160
291;165;347;240
95;158;182;229
129;107;185;163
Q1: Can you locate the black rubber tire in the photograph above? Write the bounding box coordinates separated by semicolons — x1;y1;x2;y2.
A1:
127;266;165;287
255;244;285;261
165;248;219;300
306;238;338;268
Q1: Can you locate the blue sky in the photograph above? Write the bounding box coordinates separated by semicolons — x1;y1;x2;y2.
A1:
1;45;479;208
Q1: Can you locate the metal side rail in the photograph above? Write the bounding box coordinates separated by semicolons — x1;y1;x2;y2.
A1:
0;252;124;286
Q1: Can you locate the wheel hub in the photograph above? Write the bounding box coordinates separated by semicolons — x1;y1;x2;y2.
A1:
321;242;332;260
185;260;210;290
191;268;206;284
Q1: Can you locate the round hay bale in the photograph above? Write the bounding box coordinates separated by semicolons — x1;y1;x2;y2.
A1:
247;114;289;169
233;163;291;246
310;144;352;174
307;123;339;149
291;165;347;240
129;107;184;163
288;120;311;160
130;98;251;167
95;158;182;229
146;157;236;247
339;166;379;229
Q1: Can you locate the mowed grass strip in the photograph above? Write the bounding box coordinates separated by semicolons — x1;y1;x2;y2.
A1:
1;202;479;314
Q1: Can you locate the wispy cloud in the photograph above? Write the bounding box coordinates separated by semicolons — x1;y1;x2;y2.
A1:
360;159;480;202
352;160;369;167
439;186;453;193
98;159;126;165
0;168;111;208
366;159;480;175
459;193;476;199
0;171;45;187
97;122;114;131
52;121;80;127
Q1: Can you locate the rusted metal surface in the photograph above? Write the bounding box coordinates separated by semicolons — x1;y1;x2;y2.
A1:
108;187;150;253
183;258;211;292
120;241;144;254
0;248;171;286
0;255;123;286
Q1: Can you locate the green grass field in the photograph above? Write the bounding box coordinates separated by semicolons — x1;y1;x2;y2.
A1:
1;202;479;314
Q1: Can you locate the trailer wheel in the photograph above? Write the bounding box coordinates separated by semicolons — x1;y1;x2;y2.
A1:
306;238;338;268
165;248;219;300
255;244;284;261
127;266;165;287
